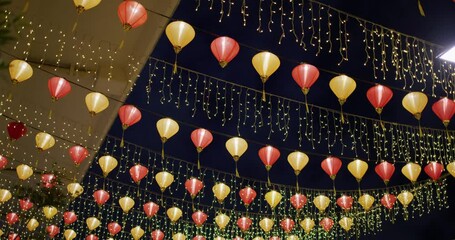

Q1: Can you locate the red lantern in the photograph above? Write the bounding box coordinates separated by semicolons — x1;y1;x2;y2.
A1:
6;213;19;225
290;193;307;210
233;237;244;240
292;63;319;111
129;164;148;184
191;128;213;169
239;187;257;207
0;155;8;170
321;156;342;180
381;193;397;209
258;145;280;185
336;195;353;211
68;145;89;166
424;161;444;181
319;217;334;232
19;198;33;211
269;237;280;240
117;1;147;30
48;77;71;100
210;36;240;68
375;161;395;185
143;201;160;218
151;230;165;240
7;121;27;141
185;178;204;199
237;216;252;232
280;218;295;233
432;97;455;127
86;235;99;240
41;173;57;189
46;225;60;239
108;222;122;236
192;211;208;227
366;85;393;115
118;105;142;147
8;233;20;240
93;189;110;206
193;236;206;240
63;211;78;225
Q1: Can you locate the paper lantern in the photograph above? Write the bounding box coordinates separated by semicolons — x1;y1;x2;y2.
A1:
259;217;274;233
210;36;240;68
156;117;179;158
191;128;213;169
237;216;252;232
401;162;421;183
63;211;78;225
41;173;57;189
64;229;77;240
347;159;368;182
280;218;295;233
155;171;174;192
313;195;330;212
258;145;280;185
151;230;164;240
290;193;307;211
85;235;98;240
214;237;225;240
43;206;58;219
264;190;282;210
98;155;118;177
397;191;414;207
192;211;208;227
0;189;12;204
447;161;455;177
321;156;342;180
286;235;299;240
119;196;135;213
0;156;7;170
329;75;356;123
143;201;159;218
73;0;101;13
131;226;145;240
167;206;183;223
165;21;195;74
215;213;230;230
239;187;257;207
68;145;89;166
432;97;455;127
19;198;34;211
336;195;353;211
118;105;142;147
225;137;248;177
185;178;203;199
67;182;84;198
93;189;110;206
6;212;19;225
7;121;27;141
35;132;55;151
118;1;147;30
366;84;393;115
252;51;280;101
358;194;375;211
339;217;354;232
48;77;71;101
173;233;186;240
287;151;309;188
381;193;397;209
108;222;122;236
424;161;444;181
292;63;319;111
375;161;395;185
319;218;334;232
9;59;33;83
193;236;206;240
46;225;60;239
16;164;33;180
8;233;20;240
402;92;428;134
212;183;230;203
129;164;148;184
85;92;109;115
86;217;101;231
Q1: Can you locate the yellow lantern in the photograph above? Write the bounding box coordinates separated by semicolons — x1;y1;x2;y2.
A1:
64;229;77;240
0;189;12;204
166;206;183;223
299;218;315;234
67;182;84;198
98;155;118;177
26;218;39;232
16;164;33;180
287;151;309;188
156;117;179;159
347;159;368;182
119;196;135;213
43;206;58;219
35;132;55;151
155;171;174;192
253;237;265;240
329;75;356;123
165;21;196;74
85;92;109;115
225;137;248;177
287;235;299;240
212;183;231;203
401;162;421;183
73;0;101;13
0;229;3;237
397;191;414;207
402;92;428;121
86;217;101;231
313;195;330;212
259;217;274;233
214;237;226;240
131;226;145;240
252;51;280;101
358;194;375;211
447;161;455;177
264;190;282;209
214;213;230;230
339;217;353;232
172;233;186;240
9;59;33;84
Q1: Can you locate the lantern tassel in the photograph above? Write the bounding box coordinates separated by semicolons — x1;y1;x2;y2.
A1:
192;200;195;212
332;180;337;197
173;54;178;75
357;181;362;196
418;120;422;137
161;141;165;160
137;185;140;197
262;82;266;102
48;108;53;120
267;170;271;186
446;126;451;143
379;114;385;131
22;0;29;13
72;16;79;33
120;129;125;148
296;174;299;190
417;0;425;16
197;152;201;170
340;104;345;124
304;93;309;112
235;161;240;178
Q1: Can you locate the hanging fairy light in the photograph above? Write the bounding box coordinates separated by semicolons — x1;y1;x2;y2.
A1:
225;137;248;177
165;21;195;74
190;128;213;169
402;92;428;135
252;51;280;101
291;63;319;111
156;117;179;160
118;105;142;147
329;75;356;123
287;151;309;189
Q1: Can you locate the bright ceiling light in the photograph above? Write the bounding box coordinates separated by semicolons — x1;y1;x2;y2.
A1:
438;46;455;62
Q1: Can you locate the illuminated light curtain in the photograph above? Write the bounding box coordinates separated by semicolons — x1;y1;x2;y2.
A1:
225;137;248;177
402;92;428;135
251;51;280;101
329;75;356;123
165;21;196;74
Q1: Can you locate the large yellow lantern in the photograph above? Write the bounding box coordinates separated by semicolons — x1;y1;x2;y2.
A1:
397;191;414;207
26;218;39;232
86;217;101;231
64;229;77;240
225;137;248;177
131;226;145;240
339;217;354;232
9;59;33;84
167;206;183;223
16;164;33;180
73;0;102;13
347;159;368;182
155;171;174;192
0;189;12;204
67;182;84;198
212;183;231;203
156;117;179;159
172;233;186;240
119;196;135;213
358;194;375;211
329;75;356;123
43;206;58;219
402;92;428;134
259;217;274;233
447;161;455;177
287;151;309;188
98;155;118;177
35;132;55;151
264;190;282;210
313;195;330;212
165;21;195;74
299;218;315;234
85;92;109;116
401;162;421;183
252;51;280;101
214;213;230;230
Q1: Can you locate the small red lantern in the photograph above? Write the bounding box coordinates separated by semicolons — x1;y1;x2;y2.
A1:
239;187;257;207
118;105;142;147
7;121;27;141
375;161;395;186
210;36;240;68
143;201;160;218
191;128;213;169
68;145;89;166
93;189;110;206
117;1;147;30
424;161;444;181
63;211;78;225
381;193;397;209
258;145;280;185
108;222;122;236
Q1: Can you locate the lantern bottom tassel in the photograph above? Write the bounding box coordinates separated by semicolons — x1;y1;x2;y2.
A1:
267;171;271;186
173;54;178;75
304;94;309;113
340;105;345;124
48;108;53;120
262;82;266;102
22;0;29;13
197;152;201;169
235;161;240;178
120;130;125;148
